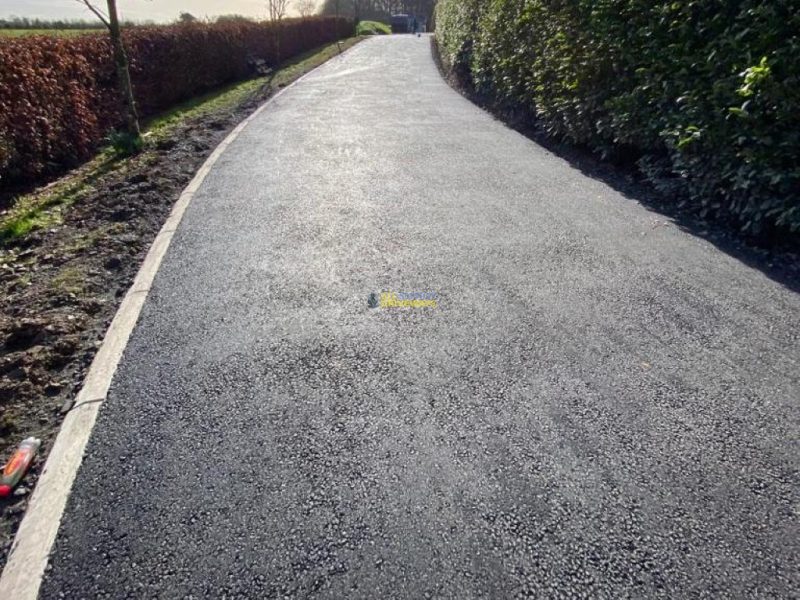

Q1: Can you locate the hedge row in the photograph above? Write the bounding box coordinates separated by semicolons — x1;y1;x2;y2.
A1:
0;17;354;185
436;0;799;237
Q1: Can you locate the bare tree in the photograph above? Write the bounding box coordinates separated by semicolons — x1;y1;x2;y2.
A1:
267;0;291;22
295;0;317;18
335;0;341;52
267;0;291;66
76;0;140;139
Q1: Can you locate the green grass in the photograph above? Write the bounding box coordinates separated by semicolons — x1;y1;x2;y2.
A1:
0;28;101;38
67;223;121;253
0;180;93;241
50;266;86;295
0;150;119;243
0;37;364;244
146;78;267;140
356;21;391;36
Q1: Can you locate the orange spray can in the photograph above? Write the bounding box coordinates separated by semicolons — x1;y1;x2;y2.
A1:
0;437;41;497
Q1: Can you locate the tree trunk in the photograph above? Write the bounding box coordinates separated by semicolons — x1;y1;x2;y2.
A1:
335;0;342;52
106;0;140;137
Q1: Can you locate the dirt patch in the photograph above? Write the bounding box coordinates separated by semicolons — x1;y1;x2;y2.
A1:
0;37;363;567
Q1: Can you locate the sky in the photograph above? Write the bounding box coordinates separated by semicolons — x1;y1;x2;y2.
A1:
0;0;319;23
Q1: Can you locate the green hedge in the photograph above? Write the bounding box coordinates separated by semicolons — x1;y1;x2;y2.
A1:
356;21;391;36
436;0;800;237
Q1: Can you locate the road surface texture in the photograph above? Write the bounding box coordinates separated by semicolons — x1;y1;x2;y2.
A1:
42;36;798;598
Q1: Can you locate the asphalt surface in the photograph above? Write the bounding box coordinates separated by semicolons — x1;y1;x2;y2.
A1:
41;36;798;598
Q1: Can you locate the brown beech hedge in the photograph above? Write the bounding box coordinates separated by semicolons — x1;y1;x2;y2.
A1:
0;17;354;185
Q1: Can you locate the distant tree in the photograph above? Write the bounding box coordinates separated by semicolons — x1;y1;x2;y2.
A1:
320;0;435;21
267;0;291;64
76;0;140;140
0;15;105;30
178;12;198;24
267;0;291;22
295;0;317;18
216;14;253;23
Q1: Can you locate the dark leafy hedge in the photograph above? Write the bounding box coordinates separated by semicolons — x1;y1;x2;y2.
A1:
0;18;354;185
436;0;799;237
